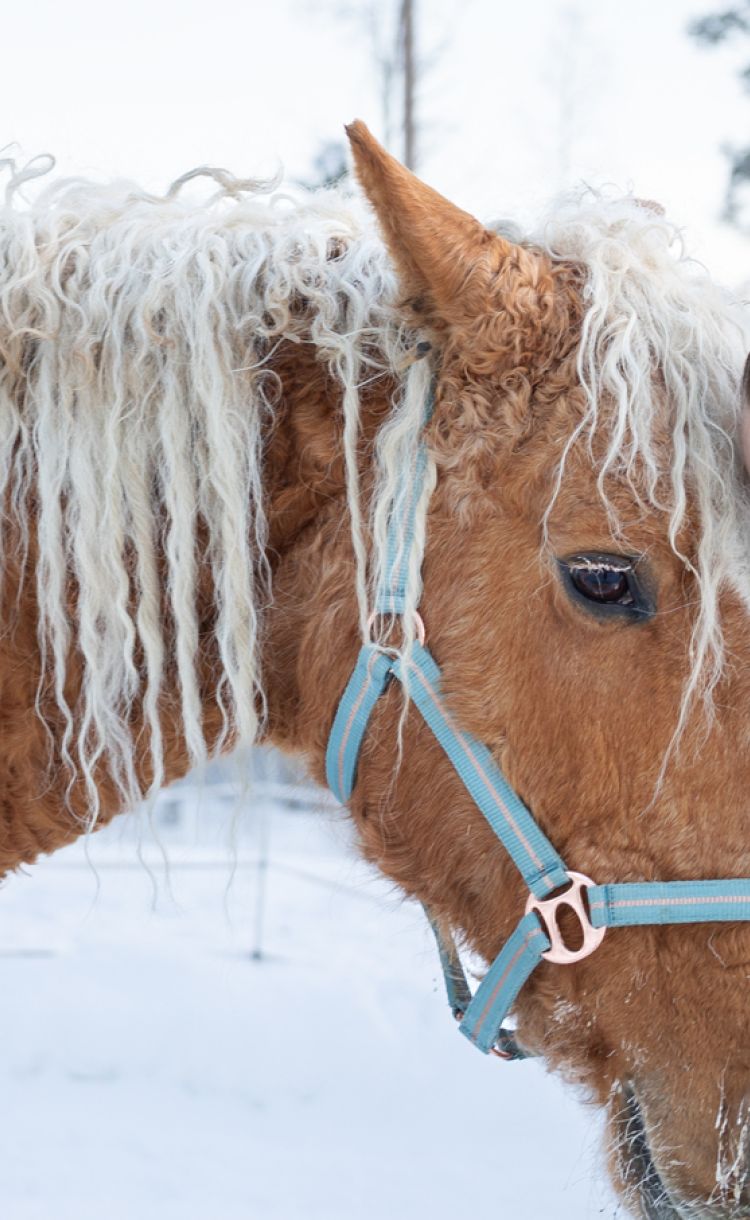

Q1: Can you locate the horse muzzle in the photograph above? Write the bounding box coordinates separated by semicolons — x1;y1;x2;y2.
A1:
618;1086;750;1220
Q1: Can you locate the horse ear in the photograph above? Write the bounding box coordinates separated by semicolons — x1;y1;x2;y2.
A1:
345;120;514;327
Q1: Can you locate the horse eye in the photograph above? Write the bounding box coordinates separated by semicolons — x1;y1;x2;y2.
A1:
571;563;632;605
559;554;654;621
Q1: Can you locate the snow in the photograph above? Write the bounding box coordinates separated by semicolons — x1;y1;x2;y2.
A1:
0;782;620;1219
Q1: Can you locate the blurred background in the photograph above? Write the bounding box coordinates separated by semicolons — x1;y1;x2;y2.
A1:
2;1;749;1217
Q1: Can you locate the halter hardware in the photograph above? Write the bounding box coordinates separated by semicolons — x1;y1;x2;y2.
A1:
325;375;750;1062
525;871;606;965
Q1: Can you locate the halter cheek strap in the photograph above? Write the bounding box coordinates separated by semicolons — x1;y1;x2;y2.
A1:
325;379;750;1061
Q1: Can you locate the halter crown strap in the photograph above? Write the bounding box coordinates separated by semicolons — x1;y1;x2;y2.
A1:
326;646;395;804
374;382;434;619
325;374;750;1062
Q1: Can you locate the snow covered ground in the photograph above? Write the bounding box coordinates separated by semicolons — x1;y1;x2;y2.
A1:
0;776;621;1220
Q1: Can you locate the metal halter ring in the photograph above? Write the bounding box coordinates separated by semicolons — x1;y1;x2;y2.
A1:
366;610;426;648
490;1038;519;1062
525;871;606;966
454;1005;518;1060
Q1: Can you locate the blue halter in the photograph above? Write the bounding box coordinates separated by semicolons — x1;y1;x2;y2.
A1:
325;377;750;1060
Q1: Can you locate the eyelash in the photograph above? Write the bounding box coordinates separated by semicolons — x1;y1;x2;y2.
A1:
558;554;654;621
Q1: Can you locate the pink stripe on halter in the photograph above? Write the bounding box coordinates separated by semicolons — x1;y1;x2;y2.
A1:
408;663;550;882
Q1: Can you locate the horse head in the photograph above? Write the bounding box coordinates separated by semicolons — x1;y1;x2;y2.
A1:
332;122;750;1218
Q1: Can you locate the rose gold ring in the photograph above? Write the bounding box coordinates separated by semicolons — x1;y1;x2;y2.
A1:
525;871;606;966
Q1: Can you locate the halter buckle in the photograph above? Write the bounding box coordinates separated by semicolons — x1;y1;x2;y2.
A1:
525;871;605;965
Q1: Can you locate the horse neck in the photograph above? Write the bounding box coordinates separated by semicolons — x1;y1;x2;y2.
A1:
260;341;392;759
0;333;391;875
0;329;516;985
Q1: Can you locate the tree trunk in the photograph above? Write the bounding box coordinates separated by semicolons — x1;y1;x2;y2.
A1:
400;0;416;170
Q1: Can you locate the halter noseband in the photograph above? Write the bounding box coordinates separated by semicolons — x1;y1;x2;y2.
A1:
325;378;750;1061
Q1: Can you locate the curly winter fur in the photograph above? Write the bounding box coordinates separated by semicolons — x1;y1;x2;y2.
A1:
3;126;750;1216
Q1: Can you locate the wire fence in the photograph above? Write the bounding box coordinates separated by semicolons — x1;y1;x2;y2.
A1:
41;745;386;961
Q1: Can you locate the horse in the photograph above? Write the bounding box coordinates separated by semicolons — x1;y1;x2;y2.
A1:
1;120;750;1218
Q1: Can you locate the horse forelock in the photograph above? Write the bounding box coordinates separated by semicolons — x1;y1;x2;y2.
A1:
0;156;747;821
531;195;750;733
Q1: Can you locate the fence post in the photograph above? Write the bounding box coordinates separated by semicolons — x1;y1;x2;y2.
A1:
251;799;272;961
